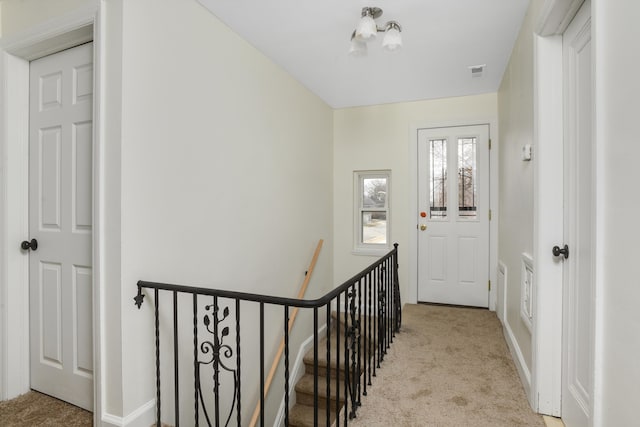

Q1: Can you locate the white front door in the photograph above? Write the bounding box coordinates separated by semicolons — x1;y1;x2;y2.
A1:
28;42;94;411
561;1;594;425
417;125;490;307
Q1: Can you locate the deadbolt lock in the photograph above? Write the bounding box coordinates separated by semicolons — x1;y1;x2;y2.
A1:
420;224;427;231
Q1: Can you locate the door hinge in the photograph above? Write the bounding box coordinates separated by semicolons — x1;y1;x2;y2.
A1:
489;209;492;221
489;138;492;150
488;280;491;291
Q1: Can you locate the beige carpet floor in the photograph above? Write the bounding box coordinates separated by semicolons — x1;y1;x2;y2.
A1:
348;303;545;427
0;304;544;426
0;391;92;427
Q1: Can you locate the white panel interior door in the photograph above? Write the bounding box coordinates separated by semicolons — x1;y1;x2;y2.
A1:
562;1;594;426
417;125;489;307
29;42;94;411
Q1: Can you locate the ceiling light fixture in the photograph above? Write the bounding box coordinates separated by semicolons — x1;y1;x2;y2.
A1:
350;7;402;57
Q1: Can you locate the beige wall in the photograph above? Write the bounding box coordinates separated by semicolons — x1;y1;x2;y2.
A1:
333;94;498;303
497;0;544;378
118;0;333;423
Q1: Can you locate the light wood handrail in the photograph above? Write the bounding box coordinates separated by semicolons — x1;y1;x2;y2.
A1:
248;239;324;427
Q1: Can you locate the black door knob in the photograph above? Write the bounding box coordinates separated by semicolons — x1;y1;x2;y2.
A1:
552;244;569;259
21;239;38;251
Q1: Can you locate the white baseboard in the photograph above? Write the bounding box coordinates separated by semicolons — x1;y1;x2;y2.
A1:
101;399;155;427
503;319;533;406
273;324;327;427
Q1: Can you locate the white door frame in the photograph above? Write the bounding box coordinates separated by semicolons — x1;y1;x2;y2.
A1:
0;4;104;424
408;119;499;310
533;0;602;422
531;29;564;415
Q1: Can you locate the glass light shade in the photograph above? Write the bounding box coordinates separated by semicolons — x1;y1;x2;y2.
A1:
356;14;377;41
382;26;402;51
349;38;368;57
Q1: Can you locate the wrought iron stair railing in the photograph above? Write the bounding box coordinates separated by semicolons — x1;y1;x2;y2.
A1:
134;243;401;427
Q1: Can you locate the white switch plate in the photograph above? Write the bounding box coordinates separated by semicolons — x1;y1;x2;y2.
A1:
522;144;532;161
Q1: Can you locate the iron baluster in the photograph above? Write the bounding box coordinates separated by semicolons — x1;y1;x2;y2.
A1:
173;291;180;427
284;306;290;427
388;261;392;346
193;294;199;427
235;299;241;427
336;292;341;427
372;268;378;375
363;274;368;396
347;286;360;419
213;297;220;427
313;307;319;426
260;302;265;427
357;279;363;405
155;288;161;427
386;262;391;349
367;271;372;387
325;304;331;427
343;290;348;426
378;266;385;366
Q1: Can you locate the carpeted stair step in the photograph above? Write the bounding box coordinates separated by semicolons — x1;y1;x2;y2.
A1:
303;334;346;378
288;403;337;427
289;315;383;427
331;312;385;351
303;328;380;379
294;373;346;409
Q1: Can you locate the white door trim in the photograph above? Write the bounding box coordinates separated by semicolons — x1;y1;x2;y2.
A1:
0;3;104;424
531;32;564;415
408;119;498;310
532;1;605;420
536;0;586;37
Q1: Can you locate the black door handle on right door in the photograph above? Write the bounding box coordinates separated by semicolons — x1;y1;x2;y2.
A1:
21;238;38;251
552;244;569;259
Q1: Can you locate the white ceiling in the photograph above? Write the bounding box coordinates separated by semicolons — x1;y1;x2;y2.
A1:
197;0;530;109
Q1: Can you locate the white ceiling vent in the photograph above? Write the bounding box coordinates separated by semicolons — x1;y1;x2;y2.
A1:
469;64;486;78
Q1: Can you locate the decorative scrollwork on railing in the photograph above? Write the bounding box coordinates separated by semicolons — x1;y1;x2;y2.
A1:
378;275;387;364
346;289;361;419
394;277;401;333
136;243;401;427
198;302;238;427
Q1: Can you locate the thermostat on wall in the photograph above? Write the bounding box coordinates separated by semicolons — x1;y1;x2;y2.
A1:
522;144;532;161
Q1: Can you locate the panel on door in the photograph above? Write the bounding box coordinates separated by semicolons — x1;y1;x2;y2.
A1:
417;125;489;307
29;42;94;411
562;1;593;425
